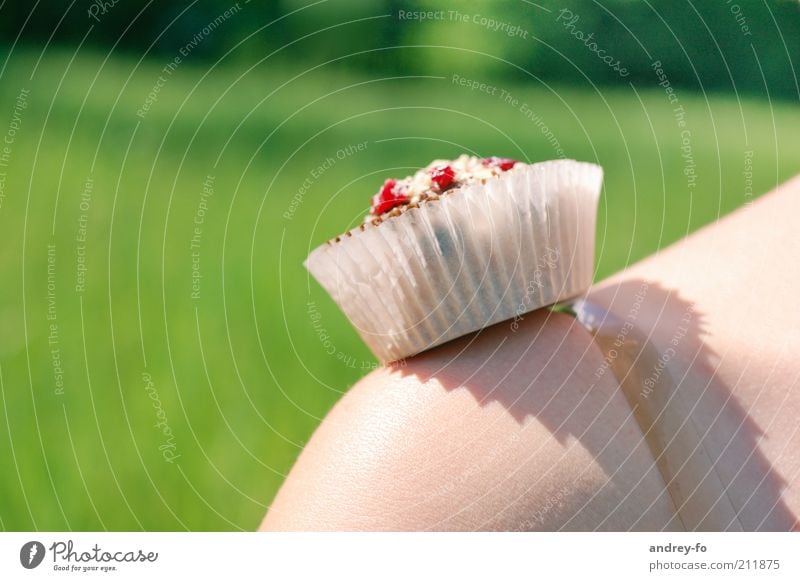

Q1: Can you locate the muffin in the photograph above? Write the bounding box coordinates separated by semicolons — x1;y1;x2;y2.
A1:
305;154;603;363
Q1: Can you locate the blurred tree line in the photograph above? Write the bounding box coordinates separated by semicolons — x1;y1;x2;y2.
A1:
1;0;798;99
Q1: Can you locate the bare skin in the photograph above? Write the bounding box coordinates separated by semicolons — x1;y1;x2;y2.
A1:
261;176;800;531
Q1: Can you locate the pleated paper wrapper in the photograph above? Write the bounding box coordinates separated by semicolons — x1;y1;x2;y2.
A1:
305;159;603;363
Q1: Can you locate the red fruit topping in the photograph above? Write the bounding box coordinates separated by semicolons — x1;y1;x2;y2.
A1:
430;165;455;190
371;179;407;215
482;156;518;171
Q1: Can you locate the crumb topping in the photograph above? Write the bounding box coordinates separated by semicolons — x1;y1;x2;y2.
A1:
367;154;521;221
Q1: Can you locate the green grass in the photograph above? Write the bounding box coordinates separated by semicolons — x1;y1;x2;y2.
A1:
0;48;797;531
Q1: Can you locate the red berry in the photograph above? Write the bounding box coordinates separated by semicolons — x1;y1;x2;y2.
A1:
430;165;455;190
379;178;396;198
482;156;518;171
371;179;407;215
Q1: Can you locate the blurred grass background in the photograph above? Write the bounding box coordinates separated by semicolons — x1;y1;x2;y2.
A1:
0;1;798;530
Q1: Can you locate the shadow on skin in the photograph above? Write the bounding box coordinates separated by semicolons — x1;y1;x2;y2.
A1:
386;295;672;530
398;279;796;531
586;279;797;531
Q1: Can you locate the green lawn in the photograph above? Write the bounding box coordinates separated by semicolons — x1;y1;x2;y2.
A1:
0;48;797;530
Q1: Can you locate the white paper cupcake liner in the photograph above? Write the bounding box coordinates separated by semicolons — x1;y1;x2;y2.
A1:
305;159;603;362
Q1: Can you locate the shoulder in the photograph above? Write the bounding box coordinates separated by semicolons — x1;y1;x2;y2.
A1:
263;310;678;530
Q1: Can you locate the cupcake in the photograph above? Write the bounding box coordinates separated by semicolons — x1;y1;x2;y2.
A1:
305;154;603;363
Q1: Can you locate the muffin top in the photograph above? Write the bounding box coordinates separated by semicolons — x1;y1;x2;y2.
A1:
366;154;522;221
